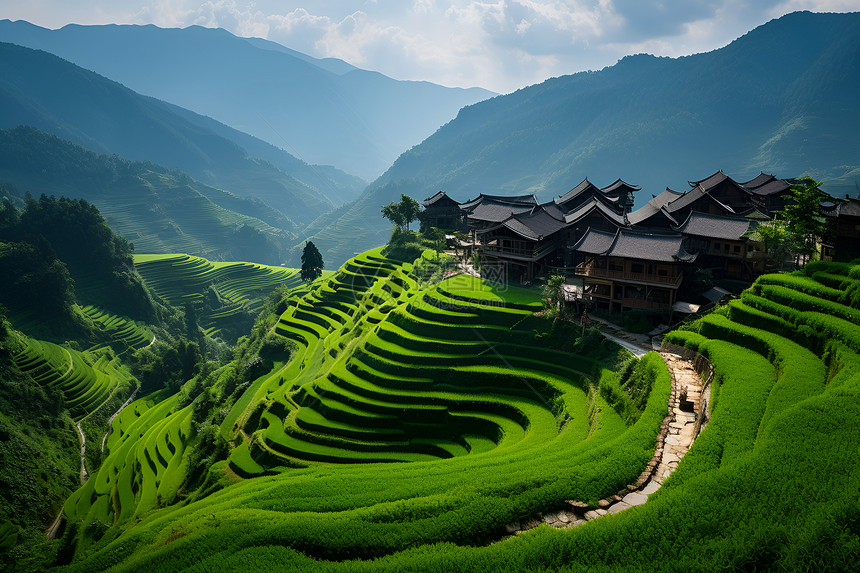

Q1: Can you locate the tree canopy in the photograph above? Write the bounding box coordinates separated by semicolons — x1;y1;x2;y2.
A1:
301;241;324;283
381;195;421;231
778;176;827;262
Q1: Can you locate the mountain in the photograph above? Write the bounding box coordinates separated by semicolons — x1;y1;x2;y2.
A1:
305;11;860;268
0;41;363;230
0;126;296;265
0;20;495;180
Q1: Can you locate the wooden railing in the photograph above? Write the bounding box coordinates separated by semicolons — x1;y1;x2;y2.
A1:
480;242;557;261
574;264;683;287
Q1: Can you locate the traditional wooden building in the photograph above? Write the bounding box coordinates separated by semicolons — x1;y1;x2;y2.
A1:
475;205;568;282
554;178;637;216
673;212;765;279
421;191;465;230
459;194;538;230
821;198;860;261
740;173;794;214
627;188;683;231
572;228;696;313
687;170;755;214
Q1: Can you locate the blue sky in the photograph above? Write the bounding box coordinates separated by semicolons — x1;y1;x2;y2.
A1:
2;1;859;93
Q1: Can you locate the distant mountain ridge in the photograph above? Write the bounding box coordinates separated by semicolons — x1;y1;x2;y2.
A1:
0;40;365;231
0;20;495;179
304;11;860;268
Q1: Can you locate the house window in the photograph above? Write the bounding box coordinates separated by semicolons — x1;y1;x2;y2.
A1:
609;259;623;271
713;242;721;252
658;268;668;277
733;245;741;254
647;264;655;275
631;263;644;274
724;244;730;254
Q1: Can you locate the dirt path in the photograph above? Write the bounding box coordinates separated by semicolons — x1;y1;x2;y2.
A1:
101;387;140;453
75;422;88;485
501;350;708;536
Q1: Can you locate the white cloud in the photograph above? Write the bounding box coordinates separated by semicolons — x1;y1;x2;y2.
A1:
6;1;860;93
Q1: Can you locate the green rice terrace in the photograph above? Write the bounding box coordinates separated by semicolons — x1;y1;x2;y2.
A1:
133;254;317;340
10;336;134;421
32;252;860;569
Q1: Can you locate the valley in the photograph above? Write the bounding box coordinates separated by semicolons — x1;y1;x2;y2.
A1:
0;7;859;572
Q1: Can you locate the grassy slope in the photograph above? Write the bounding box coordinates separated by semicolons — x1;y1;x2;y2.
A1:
53;257;860;571
55;248;673;571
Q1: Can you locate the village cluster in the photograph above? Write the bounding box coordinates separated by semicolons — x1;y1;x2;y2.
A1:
422;171;860;315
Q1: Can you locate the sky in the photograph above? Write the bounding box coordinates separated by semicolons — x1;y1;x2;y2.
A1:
2;0;859;93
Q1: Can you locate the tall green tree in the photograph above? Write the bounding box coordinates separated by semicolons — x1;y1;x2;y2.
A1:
381;194;421;231
779;176;827;263
750;219;793;269
300;241;324;283
542;274;567;316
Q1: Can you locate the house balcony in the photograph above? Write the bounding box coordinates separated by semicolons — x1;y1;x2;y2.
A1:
574;263;683;288
479;241;558;262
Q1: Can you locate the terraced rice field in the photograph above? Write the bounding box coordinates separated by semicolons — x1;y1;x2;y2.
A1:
134;254;310;337
64;390;192;528
58;255;860;571
11;338;131;420
79;305;154;351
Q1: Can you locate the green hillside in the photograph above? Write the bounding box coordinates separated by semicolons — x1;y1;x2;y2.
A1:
0;127;297;266
0;21;494;180
306;11;860;268
133;254;317;342
0;41;352;225
45;247;656;568
37;247;859;571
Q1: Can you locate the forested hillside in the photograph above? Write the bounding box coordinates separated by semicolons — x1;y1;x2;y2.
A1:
0;41;361;226
0;195;309;570
0;127;296;265
307;11;860;268
0;20;494;179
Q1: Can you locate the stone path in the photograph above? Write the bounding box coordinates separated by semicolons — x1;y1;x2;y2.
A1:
501;351;707;537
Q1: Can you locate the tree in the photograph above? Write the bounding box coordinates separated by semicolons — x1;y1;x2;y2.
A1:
779;176;827;263
381;194;421;231
542;274;566;316
751;219;792;269
423;227;446;259
300;241;324;283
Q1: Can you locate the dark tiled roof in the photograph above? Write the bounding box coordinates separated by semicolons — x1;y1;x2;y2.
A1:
745;179;791;196
627;188;683;226
608;230;697;262
571;228;617;254
575;228;696;262
460;193;537;211
502;207;569;240
600;178;640;194
422;191;460;207
563;198;627;225
689;170;729;189
741;172;775;189
822;198;860;218
467;201;533;224
539;202;566;221
665;185;736;215
673;212;752;240
556;178;599;206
